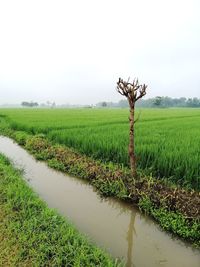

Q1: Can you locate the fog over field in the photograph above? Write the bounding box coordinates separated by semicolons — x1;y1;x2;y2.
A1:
0;0;199;104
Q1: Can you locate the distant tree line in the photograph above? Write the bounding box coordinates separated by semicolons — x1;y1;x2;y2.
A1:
21;101;39;107
21;97;200;109
137;97;200;108
97;97;200;108
21;101;56;108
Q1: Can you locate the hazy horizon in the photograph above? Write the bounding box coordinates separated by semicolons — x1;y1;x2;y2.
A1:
1;95;200;107
0;0;199;105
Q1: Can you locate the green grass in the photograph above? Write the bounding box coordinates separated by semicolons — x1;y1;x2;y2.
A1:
138;196;200;247
0;108;200;189
0;153;121;266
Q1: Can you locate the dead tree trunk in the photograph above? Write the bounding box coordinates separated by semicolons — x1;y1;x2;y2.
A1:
129;105;136;177
117;78;147;178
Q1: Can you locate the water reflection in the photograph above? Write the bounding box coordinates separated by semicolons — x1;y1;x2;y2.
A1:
100;197;138;266
126;212;136;267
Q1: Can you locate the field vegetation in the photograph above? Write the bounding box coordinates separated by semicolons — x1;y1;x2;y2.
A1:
0;110;200;247
0;108;200;190
0;153;120;266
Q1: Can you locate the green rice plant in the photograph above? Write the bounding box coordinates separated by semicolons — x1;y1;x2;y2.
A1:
0;108;200;190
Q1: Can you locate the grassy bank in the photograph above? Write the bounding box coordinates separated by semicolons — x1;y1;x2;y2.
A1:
0;153;120;266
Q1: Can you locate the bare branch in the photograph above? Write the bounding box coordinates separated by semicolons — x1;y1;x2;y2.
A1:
134;110;142;123
117;77;147;107
135;84;147;101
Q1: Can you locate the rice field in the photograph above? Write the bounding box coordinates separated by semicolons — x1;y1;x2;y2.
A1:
0;108;200;190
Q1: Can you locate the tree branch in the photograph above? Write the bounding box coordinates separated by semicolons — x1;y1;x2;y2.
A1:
134;110;142;123
117;77;147;106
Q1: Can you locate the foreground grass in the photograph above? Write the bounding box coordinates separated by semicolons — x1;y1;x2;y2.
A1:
0;154;120;266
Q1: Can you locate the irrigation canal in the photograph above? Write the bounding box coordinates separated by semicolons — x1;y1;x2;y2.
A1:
0;136;199;267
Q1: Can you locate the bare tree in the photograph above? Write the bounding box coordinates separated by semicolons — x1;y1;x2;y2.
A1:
117;77;147;178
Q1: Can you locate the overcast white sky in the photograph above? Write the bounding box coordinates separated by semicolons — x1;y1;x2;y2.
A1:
0;0;199;105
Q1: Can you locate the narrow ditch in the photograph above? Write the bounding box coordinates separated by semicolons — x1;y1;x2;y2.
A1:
0;136;199;267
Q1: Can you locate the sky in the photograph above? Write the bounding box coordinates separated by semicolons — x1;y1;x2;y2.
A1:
0;0;199;105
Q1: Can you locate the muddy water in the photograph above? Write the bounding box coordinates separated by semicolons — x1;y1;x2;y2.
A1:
0;136;199;267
